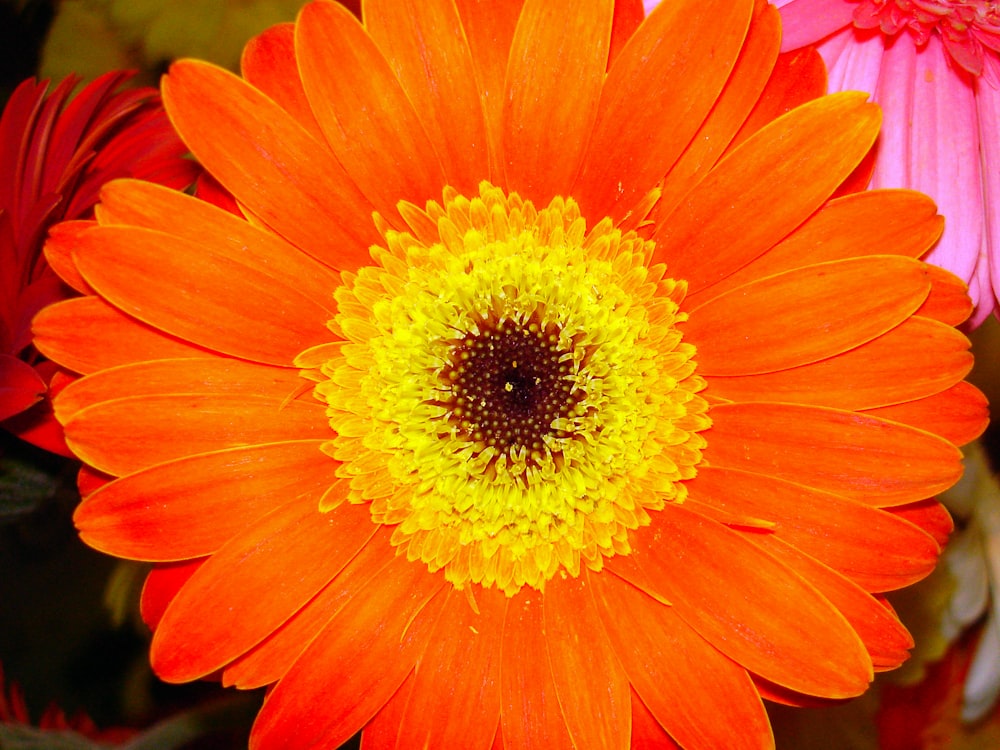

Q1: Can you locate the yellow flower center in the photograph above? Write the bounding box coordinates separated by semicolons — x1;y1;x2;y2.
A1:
303;183;710;595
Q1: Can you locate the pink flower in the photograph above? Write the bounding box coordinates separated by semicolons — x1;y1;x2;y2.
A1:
773;0;1000;326
0;71;198;454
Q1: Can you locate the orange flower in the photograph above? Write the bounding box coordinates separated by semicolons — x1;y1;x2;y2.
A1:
34;0;987;748
0;71;198;454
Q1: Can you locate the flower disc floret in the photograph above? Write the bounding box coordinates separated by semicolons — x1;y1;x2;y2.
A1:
308;183;710;594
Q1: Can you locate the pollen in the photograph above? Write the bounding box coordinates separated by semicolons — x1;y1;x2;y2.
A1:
302;182;711;595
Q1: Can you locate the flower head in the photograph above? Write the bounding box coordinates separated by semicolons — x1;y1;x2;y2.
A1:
35;0;987;748
0;71;197;454
774;0;1000;326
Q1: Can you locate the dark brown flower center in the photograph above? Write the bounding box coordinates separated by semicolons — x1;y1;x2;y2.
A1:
441;319;581;454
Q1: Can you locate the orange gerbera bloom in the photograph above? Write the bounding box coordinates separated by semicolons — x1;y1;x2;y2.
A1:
33;0;988;748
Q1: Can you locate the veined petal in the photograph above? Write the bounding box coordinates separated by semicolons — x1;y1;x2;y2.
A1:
295;1;445;222
683;189;942;309
151;491;375;682
653;93;880;291
703;402;964;506
33;297;214;375
501;0;613;203
249;556;448;750
396;587;505;750
631;502;873;698
71;225;332;366
63;393;326;477
501;588;575;750
366;0;489;197
683;256;932;376
704;317;971;411
573;0;754;222
162;60;378;271
593;572;774;750
686;466;941;591
544;572;631;750
74;441;332;561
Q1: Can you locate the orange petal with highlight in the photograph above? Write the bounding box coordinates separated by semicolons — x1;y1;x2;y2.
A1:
501;0;612;204
151;491;375;682
631;503;873;698
544;572;631;750
63;393;327;477
861;381;988;448
704;317;971;411
72;225;332;366
74;441;332;561
33;297;214;375
44;221;96;295
574;0;753;223
366;0;489;196
686;466;941;591
593;572;774;750
241;23;324;142
248;556;447;750
162;60;377;271
683;256;932;376
653;93;880;292
397;587;505;750
683;189;943;308
500;588;575;750
296;1;446;222
703;402;963;506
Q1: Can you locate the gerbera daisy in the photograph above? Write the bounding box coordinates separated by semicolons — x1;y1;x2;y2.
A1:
33;0;988;748
0;70;197;454
771;0;1000;327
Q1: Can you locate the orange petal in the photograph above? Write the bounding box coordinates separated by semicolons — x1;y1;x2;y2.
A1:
861;381;988;448
63;393;327;477
574;0;754;223
396;587;505;750
501;0;612;203
683;189;943;309
704;317;972;411
592;571;774;750
43;221;96;294
248;556;447;750
54;357;310;423
141;559;205;631
657;1;781;214
151;491;375;681
631;502;873;698
609;0;643;64
500;588;575;750
72;225;332;366
162;60;378;271
365;0;488;196
223;526;397;689
630;690;683;750
360;672;415;749
683;256;932;376
544;571;631;750
241;23;325;142
686;466;941;591
33;297;214;375
728;47;827;151
95;179;340;316
746;534;915;671
913;263;973;326
653;93;881;292
74;441;332;561
703;402;964;506
888;499;953;548
453;0;523;181
295;1;446;222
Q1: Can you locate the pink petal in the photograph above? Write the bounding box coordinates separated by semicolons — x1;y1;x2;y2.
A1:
817;26;885;96
873;34;984;288
776;0;855;52
978;80;1000;321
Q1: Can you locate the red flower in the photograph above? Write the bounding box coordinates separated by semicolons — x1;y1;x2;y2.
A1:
0;71;198;454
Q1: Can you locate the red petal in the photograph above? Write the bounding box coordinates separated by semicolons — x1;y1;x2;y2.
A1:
0;354;45;421
141;559;205;631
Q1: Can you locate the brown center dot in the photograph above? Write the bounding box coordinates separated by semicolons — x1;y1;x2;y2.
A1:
441;319;582;456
